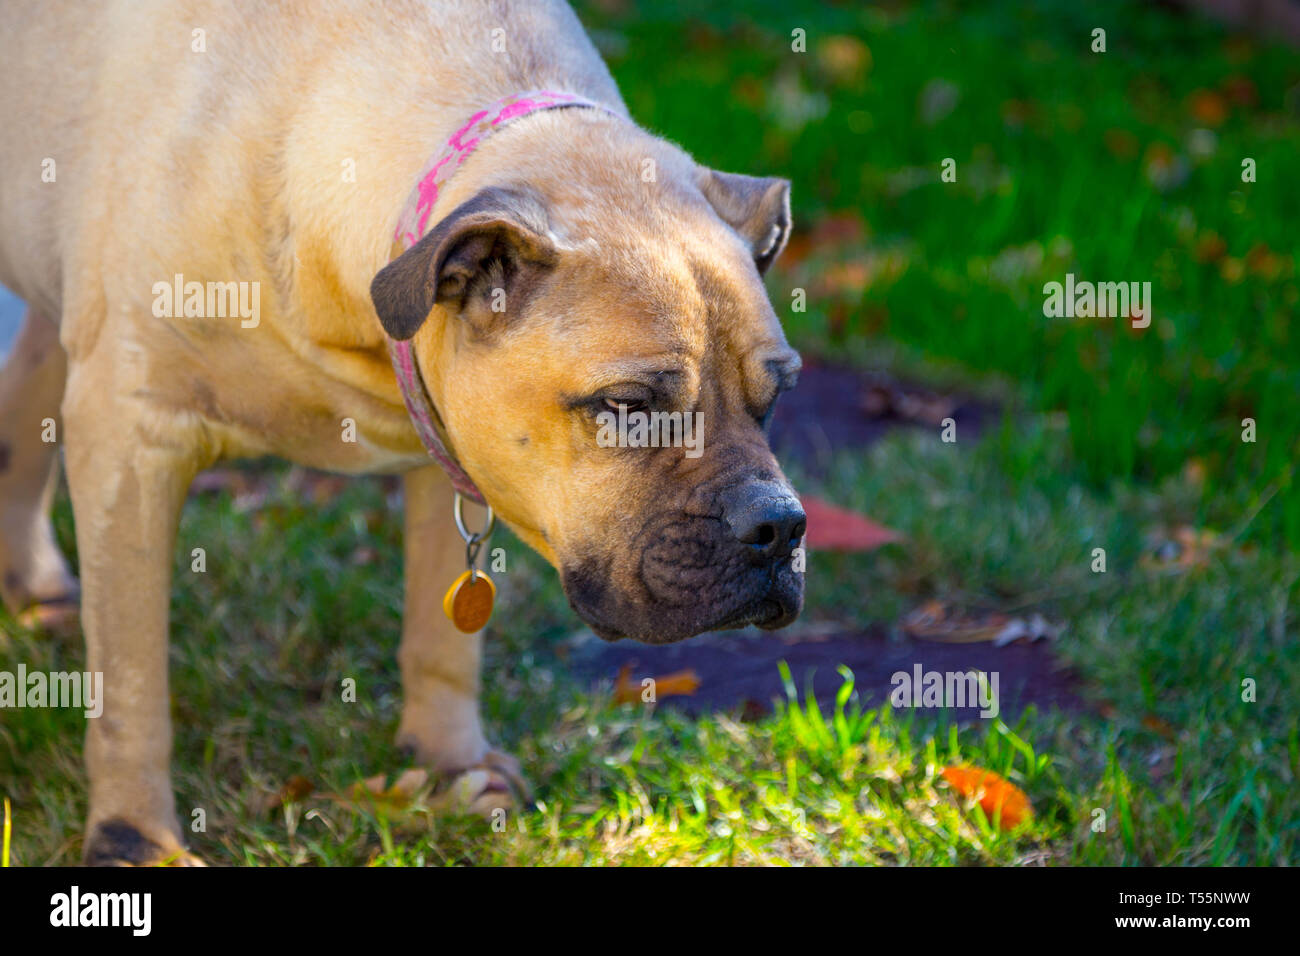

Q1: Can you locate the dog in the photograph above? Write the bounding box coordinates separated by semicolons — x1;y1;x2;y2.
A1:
0;0;804;865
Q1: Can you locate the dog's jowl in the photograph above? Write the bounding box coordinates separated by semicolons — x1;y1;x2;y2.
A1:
0;0;804;864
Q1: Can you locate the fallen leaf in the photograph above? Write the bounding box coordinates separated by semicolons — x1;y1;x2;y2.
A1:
1220;75;1258;107
1188;89;1228;126
941;765;1033;829
801;495;902;552
1219;257;1245;284
1194;231;1228;264
613;663;700;704
861;382;956;426
322;768;431;812
1140;525;1223;572
1141;714;1177;740
1245;242;1285;281
817;35;871;84
1182;458;1208;487
817;258;872;297
263;774;315;814
901;602;1058;645
903;600;1007;644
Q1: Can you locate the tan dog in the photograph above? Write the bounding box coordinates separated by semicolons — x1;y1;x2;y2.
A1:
0;0;804;865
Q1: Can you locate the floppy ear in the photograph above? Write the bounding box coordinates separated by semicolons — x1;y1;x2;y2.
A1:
370;186;557;340
697;169;792;274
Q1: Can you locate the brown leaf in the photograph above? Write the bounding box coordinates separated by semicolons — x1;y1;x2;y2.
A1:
1141;715;1177;740
1187;89;1228;126
321;768;431;812
263;774;315;814
902;601;1007;644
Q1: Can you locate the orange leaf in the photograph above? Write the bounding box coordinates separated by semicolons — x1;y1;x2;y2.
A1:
941;765;1032;829
1188;89;1228;126
613;664;700;704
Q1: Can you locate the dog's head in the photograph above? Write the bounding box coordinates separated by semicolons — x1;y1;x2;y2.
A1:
371;129;803;643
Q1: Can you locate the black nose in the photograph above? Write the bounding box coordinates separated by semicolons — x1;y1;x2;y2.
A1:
722;481;806;560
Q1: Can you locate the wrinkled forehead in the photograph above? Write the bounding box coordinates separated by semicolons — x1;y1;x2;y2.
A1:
540;231;787;364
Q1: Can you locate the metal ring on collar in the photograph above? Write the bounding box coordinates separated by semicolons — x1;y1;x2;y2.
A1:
453;491;496;545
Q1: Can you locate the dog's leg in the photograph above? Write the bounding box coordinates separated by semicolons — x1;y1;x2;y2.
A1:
0;308;80;632
396;464;527;814
61;355;205;865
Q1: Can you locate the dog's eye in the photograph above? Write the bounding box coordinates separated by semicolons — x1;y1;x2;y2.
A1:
602;395;649;414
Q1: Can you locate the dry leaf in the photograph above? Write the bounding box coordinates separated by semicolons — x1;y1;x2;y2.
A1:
321;768;431;812
861;382;956;426
817;35;871;84
941;765;1033;829
1187;89;1228;126
613;663;700;704
263;774;315;814
801;495;902;552
1141;714;1177;740
1141;526;1223;572
903;603;1060;646
902;602;1005;643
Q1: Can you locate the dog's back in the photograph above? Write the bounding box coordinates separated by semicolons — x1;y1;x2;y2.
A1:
0;0;622;326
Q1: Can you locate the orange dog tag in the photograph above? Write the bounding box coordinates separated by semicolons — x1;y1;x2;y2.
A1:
443;570;496;632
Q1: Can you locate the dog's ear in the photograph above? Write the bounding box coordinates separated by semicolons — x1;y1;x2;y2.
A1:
370;186;557;340
697;169;792;274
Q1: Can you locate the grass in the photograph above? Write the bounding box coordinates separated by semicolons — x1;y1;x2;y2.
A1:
0;0;1297;865
587;0;1300;547
2;416;1295;865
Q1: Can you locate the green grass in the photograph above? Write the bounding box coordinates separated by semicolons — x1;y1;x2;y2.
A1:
2;415;1295;865
587;0;1299;546
1;0;1297;865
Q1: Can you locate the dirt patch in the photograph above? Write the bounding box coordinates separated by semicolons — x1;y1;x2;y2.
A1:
562;625;1085;721
768;358;995;476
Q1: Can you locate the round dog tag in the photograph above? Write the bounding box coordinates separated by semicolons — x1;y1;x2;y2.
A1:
443;570;496;632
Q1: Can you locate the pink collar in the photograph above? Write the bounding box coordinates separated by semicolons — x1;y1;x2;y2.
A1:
386;90;617;505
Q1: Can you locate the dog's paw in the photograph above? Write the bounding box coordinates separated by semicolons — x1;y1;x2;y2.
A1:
432;750;531;818
83;818;206;867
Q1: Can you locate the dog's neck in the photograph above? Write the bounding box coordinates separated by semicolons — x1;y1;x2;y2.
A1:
381;92;621;502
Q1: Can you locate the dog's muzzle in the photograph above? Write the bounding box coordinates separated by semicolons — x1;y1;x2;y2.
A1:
563;477;806;644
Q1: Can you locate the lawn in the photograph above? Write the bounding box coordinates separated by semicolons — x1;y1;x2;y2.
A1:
1;0;1296;865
